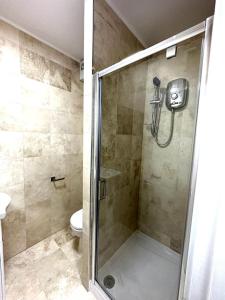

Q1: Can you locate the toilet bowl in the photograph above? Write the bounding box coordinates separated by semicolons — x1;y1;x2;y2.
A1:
70;209;83;237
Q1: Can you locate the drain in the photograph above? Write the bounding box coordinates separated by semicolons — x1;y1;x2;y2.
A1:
103;275;115;289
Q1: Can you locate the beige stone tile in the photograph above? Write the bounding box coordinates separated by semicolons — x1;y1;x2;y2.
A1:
5;267;47;300
0;158;23;188
94;0;142;70
0;37;20;78
50;154;66;179
65;153;82;176
114;159;130;188
20;48;72;92
116;105;133;134
4;227;96;300
0;38;22;126
130;160;141;195
19;31;76;70
61;239;82;277
117;72;135;109
49;86;83;116
50;111;71;134
51;227;73;247
131;136;143;160
49;86;71;112
23;133;50;157
0;39;21;130
33;249;80;300
20;75;49;109
0;132;23;158
5;236;58;270
68;113;83;135
101;132;116;163
2;183;25;260
115;135;132;160
176;137;194;194
71;64;82;90
26;200;51;247
24;178;52;206
23;237;59;264
50;189;71;233
20;47;49;83
51;111;83;135
24;156;52;183
5;249;48;300
132;110;144;136
69;90;83;115
3;209;26;260
49;60;71;91
0;20;19;44
64;134;83;155
0;106;23;132
50;134;83;156
50;134;65;155
22;106;51;133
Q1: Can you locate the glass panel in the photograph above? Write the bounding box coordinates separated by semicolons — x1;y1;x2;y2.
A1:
96;36;202;300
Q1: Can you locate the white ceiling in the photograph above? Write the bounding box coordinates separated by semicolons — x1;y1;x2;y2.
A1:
106;0;215;46
0;0;84;61
0;0;215;62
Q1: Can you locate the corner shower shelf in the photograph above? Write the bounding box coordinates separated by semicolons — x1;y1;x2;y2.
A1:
100;168;121;179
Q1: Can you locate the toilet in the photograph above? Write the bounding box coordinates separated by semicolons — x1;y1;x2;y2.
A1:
70;209;83;237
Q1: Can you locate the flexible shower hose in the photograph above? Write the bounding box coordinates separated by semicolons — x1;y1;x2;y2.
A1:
155;109;175;148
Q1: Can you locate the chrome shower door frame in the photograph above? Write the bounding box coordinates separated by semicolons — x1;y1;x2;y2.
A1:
90;17;213;300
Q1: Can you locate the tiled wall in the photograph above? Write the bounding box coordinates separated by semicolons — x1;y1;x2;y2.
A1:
93;0;145;267
0;20;83;260
93;0;143;70
98;62;147;266
138;37;202;253
82;0;144;286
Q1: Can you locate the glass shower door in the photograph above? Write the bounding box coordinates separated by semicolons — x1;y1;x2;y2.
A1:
95;36;203;300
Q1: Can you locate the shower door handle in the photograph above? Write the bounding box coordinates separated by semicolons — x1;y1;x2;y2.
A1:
98;178;106;200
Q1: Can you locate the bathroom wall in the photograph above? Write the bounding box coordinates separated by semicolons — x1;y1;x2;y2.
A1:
98;61;147;266
93;0;146;266
0;20;83;260
138;37;202;253
93;0;143;70
82;0;144;285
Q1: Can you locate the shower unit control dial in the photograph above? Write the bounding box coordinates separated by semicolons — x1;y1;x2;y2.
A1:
166;78;188;110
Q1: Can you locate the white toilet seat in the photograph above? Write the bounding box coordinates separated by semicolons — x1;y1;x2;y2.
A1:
70;209;83;233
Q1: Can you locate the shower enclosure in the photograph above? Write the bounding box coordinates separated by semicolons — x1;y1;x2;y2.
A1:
90;18;212;300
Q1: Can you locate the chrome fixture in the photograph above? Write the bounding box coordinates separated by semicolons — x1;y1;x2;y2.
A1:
150;78;188;148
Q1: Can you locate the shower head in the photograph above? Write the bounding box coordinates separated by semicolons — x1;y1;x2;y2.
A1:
153;77;161;87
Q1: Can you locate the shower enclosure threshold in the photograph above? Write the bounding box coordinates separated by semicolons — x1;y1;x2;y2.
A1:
98;231;181;300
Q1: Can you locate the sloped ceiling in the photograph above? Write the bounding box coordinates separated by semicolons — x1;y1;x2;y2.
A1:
0;0;215;61
106;0;215;46
0;0;84;61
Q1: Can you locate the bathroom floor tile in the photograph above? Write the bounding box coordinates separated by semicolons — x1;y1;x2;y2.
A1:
5;227;95;300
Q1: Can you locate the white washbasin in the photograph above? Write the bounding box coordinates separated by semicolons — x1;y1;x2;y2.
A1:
0;193;11;219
